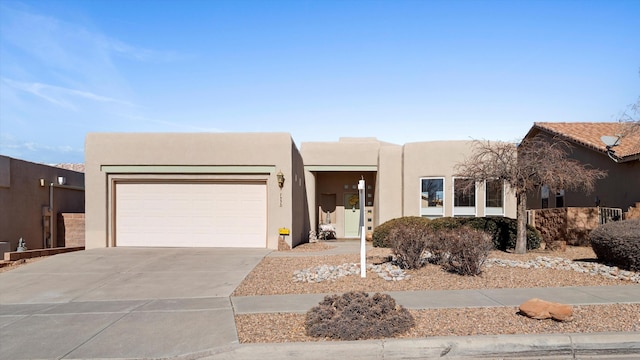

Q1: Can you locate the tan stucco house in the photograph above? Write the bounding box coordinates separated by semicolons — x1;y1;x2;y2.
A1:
523;122;640;211
85;133;516;250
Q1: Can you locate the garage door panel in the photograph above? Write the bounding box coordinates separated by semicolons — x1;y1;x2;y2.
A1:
115;183;266;248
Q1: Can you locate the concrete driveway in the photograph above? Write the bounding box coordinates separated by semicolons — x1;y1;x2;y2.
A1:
0;247;270;360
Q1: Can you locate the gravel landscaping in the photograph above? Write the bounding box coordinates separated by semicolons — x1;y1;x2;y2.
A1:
233;242;640;343
236;304;640;343
233;245;637;296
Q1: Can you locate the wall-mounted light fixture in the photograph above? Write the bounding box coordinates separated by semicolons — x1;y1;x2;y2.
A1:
39;178;46;187
276;170;285;189
57;176;66;185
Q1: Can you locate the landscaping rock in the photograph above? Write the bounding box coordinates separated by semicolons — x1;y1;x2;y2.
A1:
519;298;573;321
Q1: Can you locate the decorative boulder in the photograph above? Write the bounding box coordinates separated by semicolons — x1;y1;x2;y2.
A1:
519;298;573;321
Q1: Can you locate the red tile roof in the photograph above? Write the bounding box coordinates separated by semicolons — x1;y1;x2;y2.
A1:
528;122;640;162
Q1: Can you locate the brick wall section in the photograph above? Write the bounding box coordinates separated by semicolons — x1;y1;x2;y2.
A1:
530;208;599;246
57;213;85;247
4;246;84;261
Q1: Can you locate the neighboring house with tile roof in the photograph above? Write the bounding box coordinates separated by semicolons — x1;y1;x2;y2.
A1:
523;122;640;211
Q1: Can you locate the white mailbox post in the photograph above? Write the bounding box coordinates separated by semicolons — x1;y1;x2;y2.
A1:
358;178;366;278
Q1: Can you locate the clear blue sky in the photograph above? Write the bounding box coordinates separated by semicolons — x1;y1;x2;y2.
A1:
1;0;639;164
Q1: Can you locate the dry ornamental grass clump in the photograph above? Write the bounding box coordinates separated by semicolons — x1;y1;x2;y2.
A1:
305;291;415;340
388;223;496;276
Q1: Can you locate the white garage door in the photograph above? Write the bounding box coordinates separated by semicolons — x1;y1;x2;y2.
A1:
115;182;267;247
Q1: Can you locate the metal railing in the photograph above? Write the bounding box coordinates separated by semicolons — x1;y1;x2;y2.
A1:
599;207;622;224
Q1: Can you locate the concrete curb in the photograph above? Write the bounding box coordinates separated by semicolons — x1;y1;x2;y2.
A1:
193;332;640;360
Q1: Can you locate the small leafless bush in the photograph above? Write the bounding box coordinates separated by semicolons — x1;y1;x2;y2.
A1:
440;226;494;276
388;224;432;269
425;230;451;265
305;291;415;340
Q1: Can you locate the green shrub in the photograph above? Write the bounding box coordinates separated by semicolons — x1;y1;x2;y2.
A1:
374;216;541;251
525;225;542;250
305;291;415;340
438;226;494;276
388;224;432;269
427;217;467;230
372;216;431;248
479;217;541;251
590;219;640;271
428;217;541;251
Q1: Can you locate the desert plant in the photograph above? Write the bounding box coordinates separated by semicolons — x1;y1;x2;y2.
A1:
305;291;414;340
439;226;494;276
590;219;640;271
372;216;430;248
387;224;432;269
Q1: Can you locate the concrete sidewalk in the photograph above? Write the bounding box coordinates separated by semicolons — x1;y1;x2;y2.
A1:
231;285;640;314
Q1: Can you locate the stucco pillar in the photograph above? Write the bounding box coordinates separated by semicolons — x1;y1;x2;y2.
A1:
304;169;316;234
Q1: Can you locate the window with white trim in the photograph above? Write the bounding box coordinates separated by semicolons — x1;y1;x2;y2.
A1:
485;179;504;216
453;177;476;217
420;177;444;218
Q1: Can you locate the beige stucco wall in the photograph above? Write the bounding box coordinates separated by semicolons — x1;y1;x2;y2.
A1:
0;156;84;252
301;137;382;166
375;144;403;224
525;131;640;210
402;141;517;219
84;132;305;250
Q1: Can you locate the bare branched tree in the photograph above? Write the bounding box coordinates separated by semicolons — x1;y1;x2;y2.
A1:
618;95;640;137
618;69;640;136
455;137;607;254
